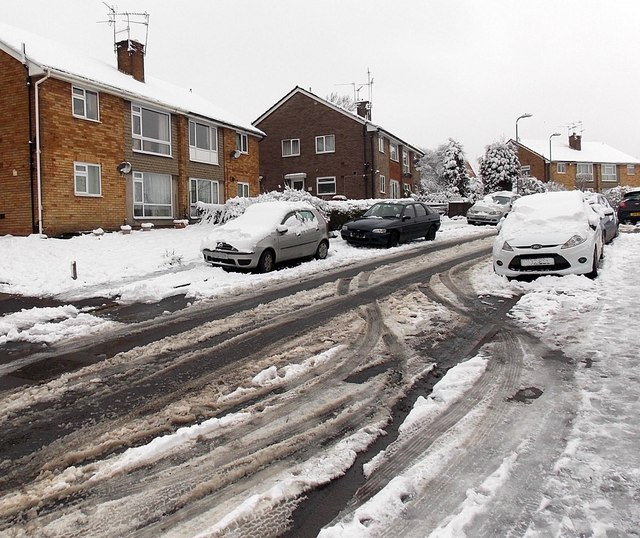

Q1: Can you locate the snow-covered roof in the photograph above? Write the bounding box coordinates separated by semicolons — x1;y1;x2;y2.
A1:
254;86;424;156
0;21;264;138
515;137;640;165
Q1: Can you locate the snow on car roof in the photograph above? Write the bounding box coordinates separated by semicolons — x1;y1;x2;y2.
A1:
500;191;596;236
201;201;314;252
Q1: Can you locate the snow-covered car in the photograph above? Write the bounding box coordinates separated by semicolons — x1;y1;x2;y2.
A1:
617;190;640;224
201;201;329;273
466;191;519;225
340;200;441;247
493;190;604;279
584;192;618;243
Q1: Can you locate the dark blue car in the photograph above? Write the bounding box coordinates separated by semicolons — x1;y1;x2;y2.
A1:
341;200;441;247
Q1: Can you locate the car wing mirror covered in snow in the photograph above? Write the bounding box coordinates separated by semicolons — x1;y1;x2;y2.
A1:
276;224;288;234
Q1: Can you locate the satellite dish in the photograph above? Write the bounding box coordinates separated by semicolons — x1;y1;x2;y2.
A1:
232;150;241;159
117;161;132;175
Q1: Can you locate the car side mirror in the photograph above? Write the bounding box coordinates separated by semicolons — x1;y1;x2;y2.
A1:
604;208;614;216
276;224;288;234
402;215;411;221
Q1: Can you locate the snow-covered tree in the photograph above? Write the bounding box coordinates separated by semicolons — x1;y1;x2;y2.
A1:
325;92;356;112
478;140;520;192
442;138;470;197
417;144;447;193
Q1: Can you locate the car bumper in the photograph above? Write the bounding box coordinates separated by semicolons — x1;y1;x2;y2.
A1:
618;210;640;223
202;248;258;269
493;242;595;277
341;230;390;246
467;214;502;225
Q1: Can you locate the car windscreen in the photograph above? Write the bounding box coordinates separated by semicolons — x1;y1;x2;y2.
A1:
363;203;403;218
624;192;640;200
492;196;511;205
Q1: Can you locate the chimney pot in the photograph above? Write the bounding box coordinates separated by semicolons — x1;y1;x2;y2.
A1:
116;39;145;82
356;101;371;120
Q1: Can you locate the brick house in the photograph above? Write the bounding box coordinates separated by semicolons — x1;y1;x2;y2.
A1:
0;22;263;237
253;87;424;200
513;133;640;192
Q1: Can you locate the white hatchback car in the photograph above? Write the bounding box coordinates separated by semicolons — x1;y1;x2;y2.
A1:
493;190;604;278
466;191;519;225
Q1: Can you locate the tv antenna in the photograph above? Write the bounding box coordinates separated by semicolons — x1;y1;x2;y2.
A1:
335;68;374;104
566;121;584;135
100;3;150;54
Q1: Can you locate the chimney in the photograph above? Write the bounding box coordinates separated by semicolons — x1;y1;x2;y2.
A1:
116;39;145;82
569;133;582;151
356;100;371;120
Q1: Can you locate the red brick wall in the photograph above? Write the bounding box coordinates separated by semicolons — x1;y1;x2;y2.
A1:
223;127;261;200
256;91;370;200
0;51;34;235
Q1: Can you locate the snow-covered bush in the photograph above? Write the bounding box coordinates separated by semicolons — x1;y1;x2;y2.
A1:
479;140;520;192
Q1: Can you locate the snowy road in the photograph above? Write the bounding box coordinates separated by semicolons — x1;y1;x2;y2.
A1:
0;228;638;537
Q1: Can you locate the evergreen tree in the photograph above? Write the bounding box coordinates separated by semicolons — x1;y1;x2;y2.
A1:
442;138;470;197
478;140;520;192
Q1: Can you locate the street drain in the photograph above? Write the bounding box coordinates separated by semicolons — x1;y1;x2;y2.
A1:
507;386;543;404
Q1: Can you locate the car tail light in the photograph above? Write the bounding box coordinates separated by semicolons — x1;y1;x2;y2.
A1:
619;200;627;208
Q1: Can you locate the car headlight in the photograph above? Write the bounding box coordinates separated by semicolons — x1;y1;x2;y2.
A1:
561;234;586;249
341;224;349;231
467;209;477;214
372;228;387;234
501;241;513;251
489;210;501;215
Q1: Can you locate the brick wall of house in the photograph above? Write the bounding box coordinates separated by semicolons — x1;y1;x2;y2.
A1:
0;51;34;235
38;77;127;236
256;92;369;200
374;135;391;197
517;146;547;183
223;127;261;200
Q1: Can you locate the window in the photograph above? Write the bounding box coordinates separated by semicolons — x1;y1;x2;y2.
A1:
236;132;248;154
132;104;171;156
282;139;300;157
402;150;410;174
390;142;399;162
379;174;386;194
189;121;218;164
520;165;531;177
133;171;172;218
627;164;635;176
557;162;567;174
315;134;335;154
576;163;594;181
390;179;400;198
74;162;101;196
403;204;416;219
189;178;219;218
378;136;385;153
237;182;250;197
317;176;336;195
72;86;99;121
601;163;617;182
415;203;427;217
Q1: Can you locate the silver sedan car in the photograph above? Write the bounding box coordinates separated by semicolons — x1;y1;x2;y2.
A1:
201;201;329;273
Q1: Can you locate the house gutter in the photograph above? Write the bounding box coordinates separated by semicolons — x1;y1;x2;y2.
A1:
34;69;51;236
21;44;37;233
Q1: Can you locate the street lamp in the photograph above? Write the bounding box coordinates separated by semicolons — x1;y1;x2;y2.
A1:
548;132;561;182
515;113;533;142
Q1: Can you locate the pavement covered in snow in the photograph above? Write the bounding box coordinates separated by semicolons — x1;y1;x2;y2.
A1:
1;217;639;536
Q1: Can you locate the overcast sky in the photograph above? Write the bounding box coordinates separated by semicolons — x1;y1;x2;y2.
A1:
4;0;640;166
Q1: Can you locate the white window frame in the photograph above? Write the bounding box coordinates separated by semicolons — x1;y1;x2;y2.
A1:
133;171;173;218
131;104;171;156
390;142;399;162
379;174;386;194
316;176;336;195
390;179;400;198
189;178;219;218
237;181;250;197
282;138;300;157
236;132;249;154
402;150;410;174
72;86;99;121
601;163;617;182
627;164;636;176
74;162;101;197
577;162;594;181
378;136;385;153
315;134;335;154
189;120;218;164
557;162;567;174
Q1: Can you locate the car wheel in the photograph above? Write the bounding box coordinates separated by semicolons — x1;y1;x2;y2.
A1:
586;247;598;279
315;239;329;260
425;225;436;241
387;231;399;248
257;249;275;273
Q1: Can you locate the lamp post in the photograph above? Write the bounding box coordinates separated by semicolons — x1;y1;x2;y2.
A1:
515;113;533;142
548;132;561;182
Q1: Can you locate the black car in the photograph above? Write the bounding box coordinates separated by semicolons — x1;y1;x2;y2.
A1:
617;190;640;224
341;200;441;247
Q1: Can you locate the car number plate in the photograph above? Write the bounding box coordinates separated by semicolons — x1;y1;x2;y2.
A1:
630;212;640;217
521;257;554;267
